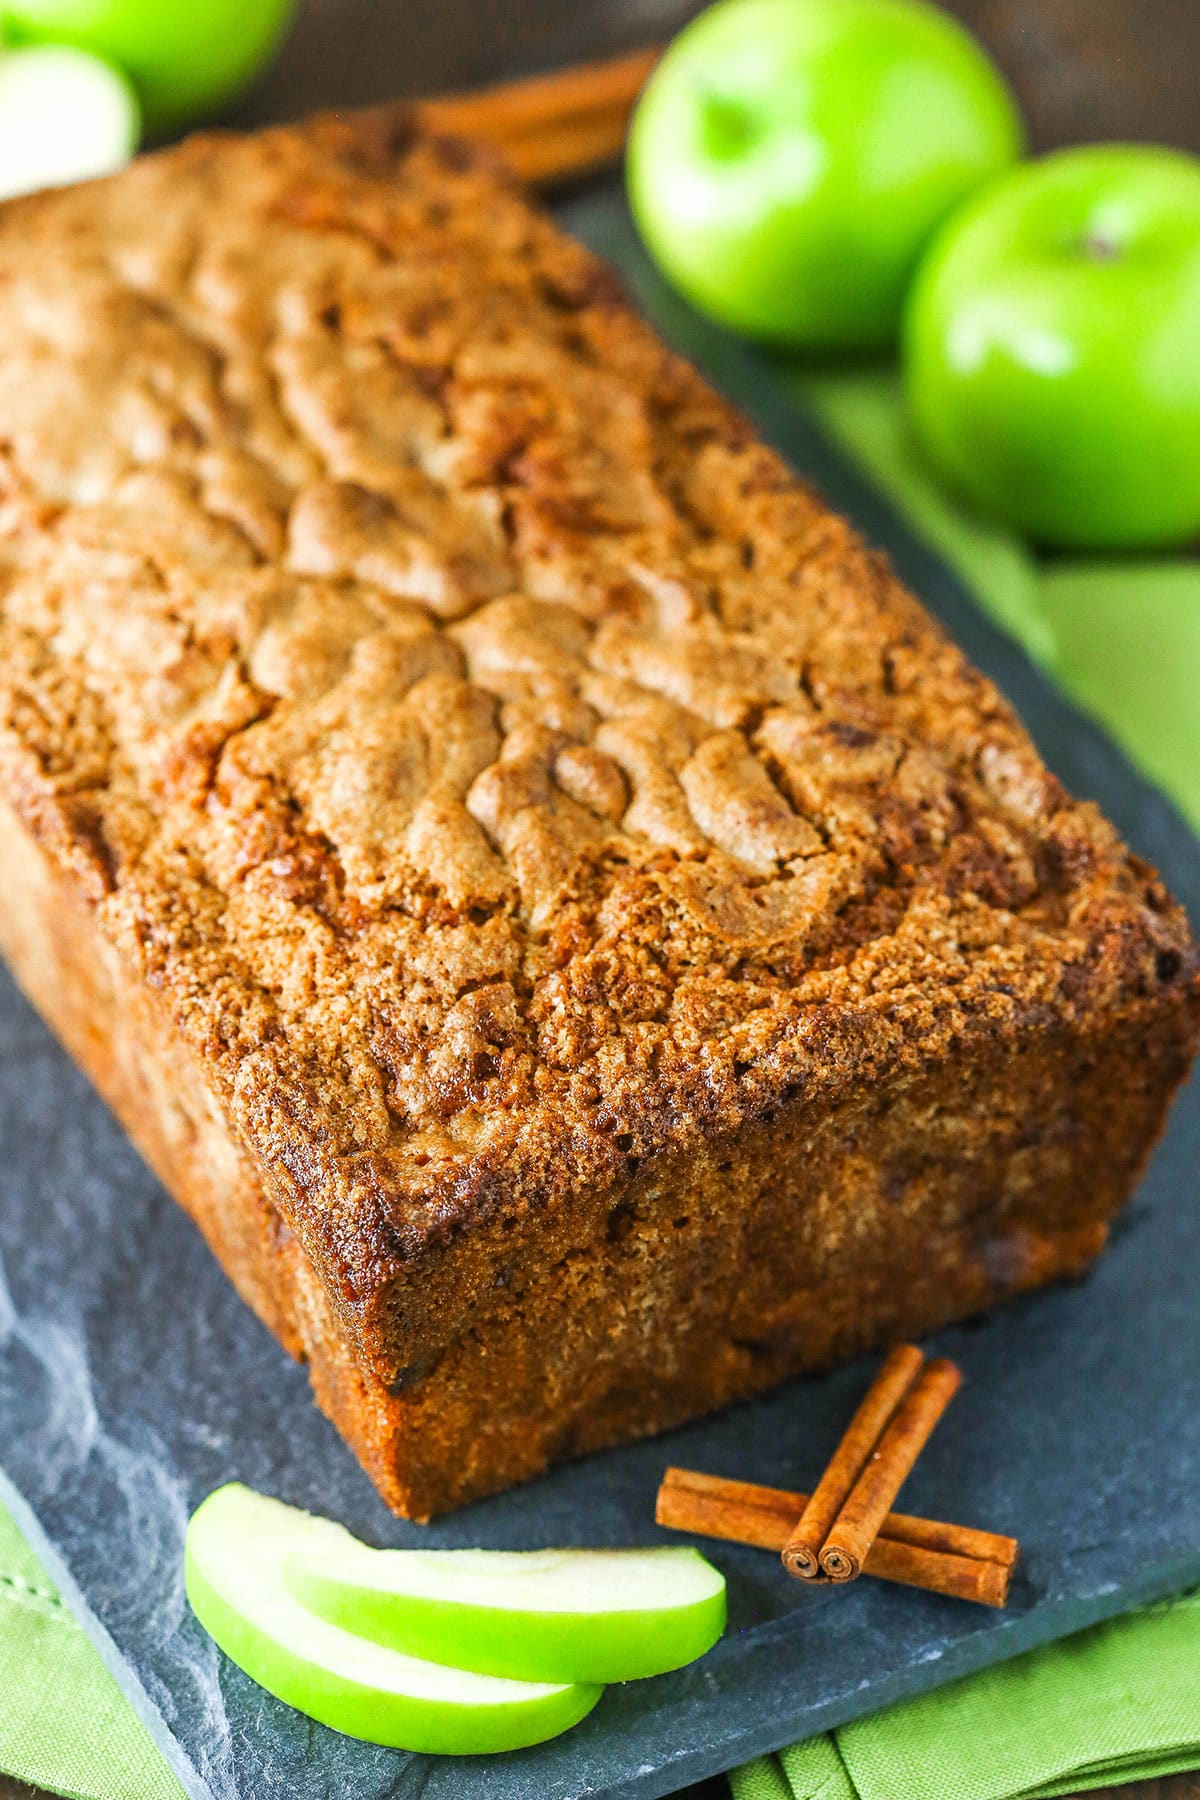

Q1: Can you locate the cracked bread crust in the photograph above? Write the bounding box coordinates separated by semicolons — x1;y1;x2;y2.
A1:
0;109;1196;1509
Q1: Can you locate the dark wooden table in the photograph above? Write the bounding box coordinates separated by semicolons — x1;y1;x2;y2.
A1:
233;0;1200;159
4;3;1199;1798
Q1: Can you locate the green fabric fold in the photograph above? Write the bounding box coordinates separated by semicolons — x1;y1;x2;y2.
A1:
0;1503;184;1800
1039;561;1200;832
732;1591;1200;1800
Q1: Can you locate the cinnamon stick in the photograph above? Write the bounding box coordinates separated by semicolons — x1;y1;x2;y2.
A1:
819;1358;963;1581
780;1344;924;1579
481;113;639;187
418;47;661;186
657;1467;1016;1608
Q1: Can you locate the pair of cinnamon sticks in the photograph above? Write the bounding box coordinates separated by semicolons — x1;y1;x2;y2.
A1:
657;1345;1019;1608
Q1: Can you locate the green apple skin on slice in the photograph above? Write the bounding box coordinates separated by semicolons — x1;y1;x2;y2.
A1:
185;1486;602;1754
285;1535;727;1685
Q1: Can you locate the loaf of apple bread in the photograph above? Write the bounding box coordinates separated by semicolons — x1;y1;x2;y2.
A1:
0;108;1195;1517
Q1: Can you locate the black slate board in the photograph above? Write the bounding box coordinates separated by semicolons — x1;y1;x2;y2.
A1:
2;189;1199;1800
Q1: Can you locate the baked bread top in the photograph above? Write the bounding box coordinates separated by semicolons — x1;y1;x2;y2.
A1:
0;110;1192;1308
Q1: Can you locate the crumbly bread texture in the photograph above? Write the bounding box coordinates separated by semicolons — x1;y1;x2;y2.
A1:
0;111;1196;1516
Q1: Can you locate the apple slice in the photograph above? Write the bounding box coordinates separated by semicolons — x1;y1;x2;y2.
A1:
0;46;139;202
185;1485;602;1754
285;1530;727;1684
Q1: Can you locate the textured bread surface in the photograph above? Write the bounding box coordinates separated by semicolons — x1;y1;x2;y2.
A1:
0;109;1196;1515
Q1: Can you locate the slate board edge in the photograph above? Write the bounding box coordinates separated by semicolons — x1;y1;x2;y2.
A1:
0;1464;209;1800
613;1557;1200;1800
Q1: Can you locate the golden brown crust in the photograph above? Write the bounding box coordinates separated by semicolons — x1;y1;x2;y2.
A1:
0;112;1196;1510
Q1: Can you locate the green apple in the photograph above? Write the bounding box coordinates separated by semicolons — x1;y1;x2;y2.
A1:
627;0;1022;350
285;1535;727;1685
903;145;1200;550
3;0;297;135
185;1486;602;1754
0;45;138;200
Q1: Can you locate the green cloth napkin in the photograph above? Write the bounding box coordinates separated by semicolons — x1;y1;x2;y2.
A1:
0;1501;183;1800
1;367;1198;1800
731;1590;1200;1800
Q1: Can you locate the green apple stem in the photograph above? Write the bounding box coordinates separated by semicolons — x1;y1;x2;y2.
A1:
695;87;760;160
